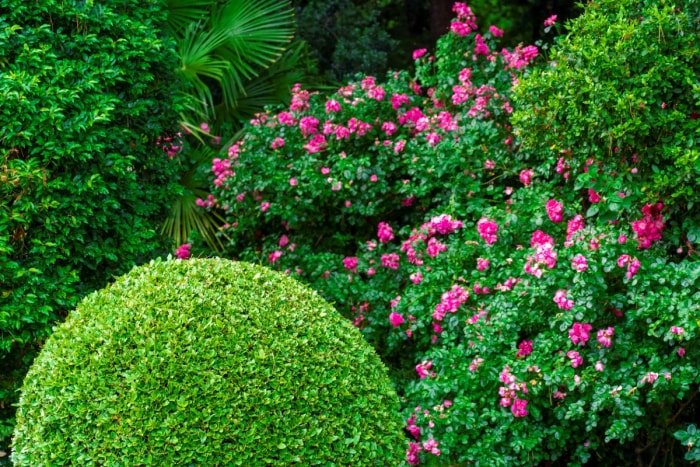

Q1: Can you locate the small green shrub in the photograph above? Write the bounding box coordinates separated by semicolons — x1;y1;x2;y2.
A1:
12;258;405;466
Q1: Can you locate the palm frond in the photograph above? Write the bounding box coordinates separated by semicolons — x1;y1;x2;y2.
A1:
166;0;212;36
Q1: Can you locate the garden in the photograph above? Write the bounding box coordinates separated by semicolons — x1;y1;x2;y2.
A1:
1;0;699;465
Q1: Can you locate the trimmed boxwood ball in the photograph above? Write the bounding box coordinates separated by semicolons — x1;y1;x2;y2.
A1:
12;258;406;466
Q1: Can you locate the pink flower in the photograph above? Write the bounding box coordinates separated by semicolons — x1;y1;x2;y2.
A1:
279;234;289;248
554;289;574;310
175;243;191;260
426;237;447;258
517;340;533;358
366;267;376;276
343;256;358;272
406;442;422;466
595;361;605;371
477;217;499;245
370;174;378;182
321;167;330;175
571;254;588;272
631;203;665;249
416;361;435;379
597;327;614;347
520;169;534;186
289;177;297;186
567;350;583;368
489;25;504;37
678;347;686;357
410;271;423;284
511;399;528;417
477;257;490;271
199;122;210;133
261;202;270;212
412;48;427;60
423;438;440;456
325;99;341;113
378;222;395;243
642;372;659;384
271;137;285;149
670;326;685;336
430;214;463;234
588;189;600;203
389;312;405;327
544;15;557;27
569;322;593;346
484;159;496;169
381;253;400;269
546;199;564;223
268;250;283;264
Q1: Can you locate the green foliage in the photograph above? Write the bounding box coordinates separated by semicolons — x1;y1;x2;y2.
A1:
512;0;700;242
12;258;406;466
0;0;184;448
295;0;399;81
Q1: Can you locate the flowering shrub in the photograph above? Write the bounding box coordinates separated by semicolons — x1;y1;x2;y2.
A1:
512;0;700;246
199;1;700;464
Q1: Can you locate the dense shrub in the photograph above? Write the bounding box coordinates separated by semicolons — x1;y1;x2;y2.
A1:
197;1;700;464
12;258;405;466
512;0;700;243
0;0;184;446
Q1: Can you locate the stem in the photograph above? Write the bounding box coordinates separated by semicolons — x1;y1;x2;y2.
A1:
665;390;698;425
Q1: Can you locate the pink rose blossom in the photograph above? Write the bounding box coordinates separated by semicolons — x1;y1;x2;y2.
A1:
261;202;270;212
546;199;564;223
268;250;283;264
389;312;405;327
343;256;358;272
520;169;534;186
516;340;533;358
595;361;605;371
410;271;423;284
569;322;593;346
544;15;557;27
381;253;400;269
511;399;528;417
567;350;583;368
377;222;394;243
597;327;614;347
489;25;504;37
175;243;191;260
477;257;490;271
477;217;499;245
412;48;428;60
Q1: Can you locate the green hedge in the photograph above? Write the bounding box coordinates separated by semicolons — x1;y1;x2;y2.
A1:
12;258;406;465
0;0;184;446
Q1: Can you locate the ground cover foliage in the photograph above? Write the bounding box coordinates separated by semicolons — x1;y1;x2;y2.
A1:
0;0;184;450
191;0;700;464
12;258;405;466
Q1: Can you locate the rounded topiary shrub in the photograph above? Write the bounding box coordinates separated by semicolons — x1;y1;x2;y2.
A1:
12;258;406;466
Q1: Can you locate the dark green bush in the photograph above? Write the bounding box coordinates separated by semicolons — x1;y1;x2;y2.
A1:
512;0;700;241
0;0;184;446
12;258;405;466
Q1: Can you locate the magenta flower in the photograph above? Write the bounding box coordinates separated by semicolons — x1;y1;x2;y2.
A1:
325;99;341;113
430;214;463;234
389;312;405;328
567;350;583;368
409;271;423;284
511;399;528;417
406;442;422;466
416;360;435;379
489;25;504;37
289;177;297;186
516;340;533;358
477;257;490;271
377;222;395;243
268;250;283;264
569;322;593;346
554;289;574;310
423;438;440;456
546;199;564;223
343;256;358;272
260;202;270;212
597;327;614;347
426;237;447;258
270;137;285;149
381;253;400;269
519;169;534;186
571;254;588;272
544;15;558;27
412;48;427;60
175;243;191;260
670;326;685;336
279;234;289;248
588;189;600;203
477;217;499;245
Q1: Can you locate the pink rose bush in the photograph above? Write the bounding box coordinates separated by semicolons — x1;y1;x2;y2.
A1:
190;1;700;465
